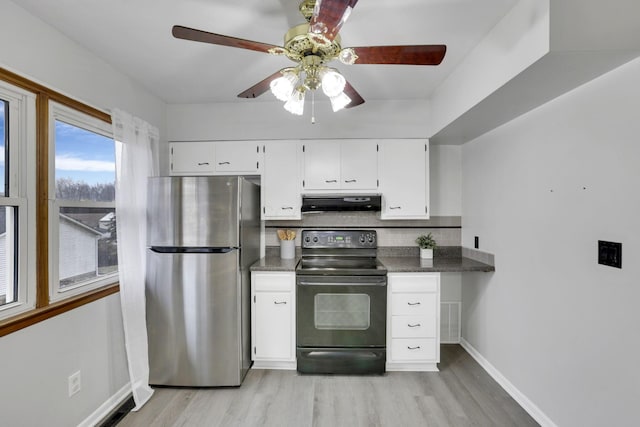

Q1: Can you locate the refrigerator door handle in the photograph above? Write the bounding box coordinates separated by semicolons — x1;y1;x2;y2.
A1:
150;246;235;254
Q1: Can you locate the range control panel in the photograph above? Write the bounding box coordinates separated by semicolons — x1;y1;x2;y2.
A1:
301;230;377;249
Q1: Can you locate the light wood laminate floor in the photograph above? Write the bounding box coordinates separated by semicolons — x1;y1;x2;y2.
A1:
119;345;538;427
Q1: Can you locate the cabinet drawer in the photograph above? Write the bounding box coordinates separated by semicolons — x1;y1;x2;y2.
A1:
253;273;294;292
391;315;435;338
391;338;437;361
389;274;438;293
391;293;436;316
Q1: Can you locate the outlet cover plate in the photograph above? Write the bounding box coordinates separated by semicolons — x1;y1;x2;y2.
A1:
68;371;81;397
598;240;621;269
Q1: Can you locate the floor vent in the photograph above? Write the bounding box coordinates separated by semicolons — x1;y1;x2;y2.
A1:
441;302;461;344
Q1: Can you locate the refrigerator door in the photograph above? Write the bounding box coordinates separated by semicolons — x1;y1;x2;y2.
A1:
147;176;240;248
146;248;246;386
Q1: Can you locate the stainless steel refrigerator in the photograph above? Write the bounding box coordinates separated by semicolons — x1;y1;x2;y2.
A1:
145;176;260;387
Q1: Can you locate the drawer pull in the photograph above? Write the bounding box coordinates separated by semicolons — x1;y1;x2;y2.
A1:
281;207;293;210
274;301;287;305
407;323;421;328
344;179;357;183
407;302;421;306
197;162;210;166
407;346;421;350
218;161;231;165
389;206;402;210
325;179;337;183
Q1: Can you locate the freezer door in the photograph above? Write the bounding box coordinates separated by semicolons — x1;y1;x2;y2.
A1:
146;249;247;386
147;176;239;247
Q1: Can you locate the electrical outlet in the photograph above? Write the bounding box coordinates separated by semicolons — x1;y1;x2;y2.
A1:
598;240;622;268
68;371;81;397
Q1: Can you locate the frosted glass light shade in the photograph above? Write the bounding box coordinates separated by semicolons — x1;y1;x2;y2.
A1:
321;68;346;97
329;92;351;112
284;88;305;115
270;71;298;101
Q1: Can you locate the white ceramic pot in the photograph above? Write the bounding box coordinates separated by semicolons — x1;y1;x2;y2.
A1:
280;240;295;259
420;248;433;259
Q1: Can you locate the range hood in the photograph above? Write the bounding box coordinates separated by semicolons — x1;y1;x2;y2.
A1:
301;194;381;213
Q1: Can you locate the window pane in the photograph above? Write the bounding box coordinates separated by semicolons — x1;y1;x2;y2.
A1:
314;293;370;330
58;206;118;289
55;120;115;202
0;100;7;197
0;206;17;306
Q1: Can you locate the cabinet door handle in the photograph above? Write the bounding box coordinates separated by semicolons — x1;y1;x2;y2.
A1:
274;301;287;305
407;323;421;328
407;302;421;306
407;346;421;350
344;179;357;183
197;162;210;166
281;207;294;210
325;179;337;183
218;161;230;165
389;206;402;210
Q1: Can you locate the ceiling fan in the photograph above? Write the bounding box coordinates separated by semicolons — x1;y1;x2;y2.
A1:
172;0;446;116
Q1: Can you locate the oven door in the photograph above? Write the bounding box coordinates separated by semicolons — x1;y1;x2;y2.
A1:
296;275;387;348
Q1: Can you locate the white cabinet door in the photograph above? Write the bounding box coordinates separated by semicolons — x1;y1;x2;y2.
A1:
170;141;216;174
378;140;429;219
215;141;261;173
254;291;292;360
341;141;378;190
303;141;341;190
262;141;302;220
251;272;296;369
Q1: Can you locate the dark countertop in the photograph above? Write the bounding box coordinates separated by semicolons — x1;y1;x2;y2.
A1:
250;254;299;272
250;254;494;273
379;256;495;273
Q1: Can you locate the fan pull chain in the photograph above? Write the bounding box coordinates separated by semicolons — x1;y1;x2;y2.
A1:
311;91;316;124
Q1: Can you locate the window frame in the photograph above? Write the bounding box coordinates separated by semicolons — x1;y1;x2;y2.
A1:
0;67;119;337
0;80;36;320
48;102;118;302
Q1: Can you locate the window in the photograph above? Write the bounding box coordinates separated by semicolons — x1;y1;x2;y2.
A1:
49;102;117;301
0;80;36;320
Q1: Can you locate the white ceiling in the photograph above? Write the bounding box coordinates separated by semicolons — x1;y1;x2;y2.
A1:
13;0;517;105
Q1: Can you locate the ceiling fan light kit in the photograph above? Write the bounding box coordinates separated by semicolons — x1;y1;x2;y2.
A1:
172;0;447;117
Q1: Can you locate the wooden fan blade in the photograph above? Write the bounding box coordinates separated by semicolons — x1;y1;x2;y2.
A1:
309;0;359;43
237;70;284;99
172;25;281;54
343;81;365;109
350;45;447;65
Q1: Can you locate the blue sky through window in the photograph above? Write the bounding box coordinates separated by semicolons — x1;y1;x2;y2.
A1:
55;120;115;186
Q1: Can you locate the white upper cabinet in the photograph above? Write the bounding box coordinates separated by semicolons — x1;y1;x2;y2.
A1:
262;141;302;220
303;141;341;190
170;141;262;175
378;139;430;219
215;141;261;173
340;141;378;190
303;140;378;191
170;141;216;175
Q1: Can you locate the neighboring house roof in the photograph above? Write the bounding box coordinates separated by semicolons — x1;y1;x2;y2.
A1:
61;212;107;232
59;214;105;236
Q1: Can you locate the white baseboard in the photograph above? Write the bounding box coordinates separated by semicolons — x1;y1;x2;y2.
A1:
459;338;557;427
78;382;132;427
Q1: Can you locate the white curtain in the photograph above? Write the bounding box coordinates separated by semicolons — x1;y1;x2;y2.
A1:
112;109;158;410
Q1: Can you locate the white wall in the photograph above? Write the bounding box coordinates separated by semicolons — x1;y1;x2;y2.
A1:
0;1;167;425
0;294;129;426
461;57;640;426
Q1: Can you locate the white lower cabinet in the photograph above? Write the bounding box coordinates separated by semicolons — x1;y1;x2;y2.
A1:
386;272;440;371
251;272;296;369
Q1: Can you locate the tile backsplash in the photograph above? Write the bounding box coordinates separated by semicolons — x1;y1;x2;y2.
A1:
265;212;461;248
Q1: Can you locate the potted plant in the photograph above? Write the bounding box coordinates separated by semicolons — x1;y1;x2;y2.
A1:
416;233;437;259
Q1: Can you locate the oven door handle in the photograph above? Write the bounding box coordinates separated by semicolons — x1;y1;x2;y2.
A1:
297;277;387;286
